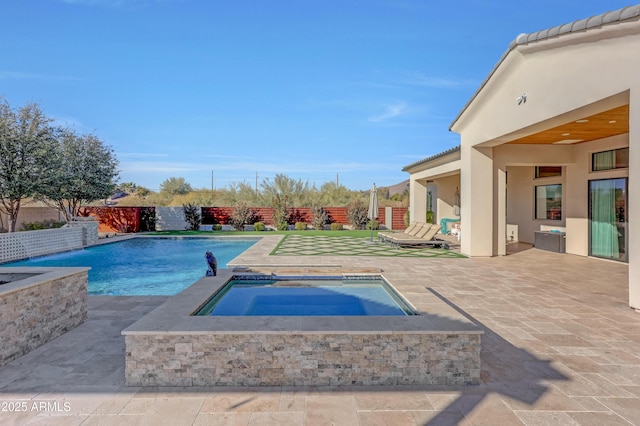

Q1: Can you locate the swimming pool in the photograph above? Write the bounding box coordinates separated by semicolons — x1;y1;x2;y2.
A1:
195;277;417;316
4;237;257;296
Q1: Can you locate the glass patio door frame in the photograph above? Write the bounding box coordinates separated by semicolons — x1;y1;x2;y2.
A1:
588;177;628;262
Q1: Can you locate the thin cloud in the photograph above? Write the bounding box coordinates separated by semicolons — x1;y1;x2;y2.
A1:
119;158;399;176
368;102;409;123
401;71;476;88
50;115;85;129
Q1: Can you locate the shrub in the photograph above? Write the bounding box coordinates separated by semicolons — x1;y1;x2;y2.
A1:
182;203;201;231
311;206;329;230
140;207;156;232
330;223;343;231
271;194;291;231
230;201;258;231
295;222;307;231
253;221;265;231
366;220;379;230
212;224;222;231
19;219;66;231
347;199;369;230
426;210;434;224
403;210;410;227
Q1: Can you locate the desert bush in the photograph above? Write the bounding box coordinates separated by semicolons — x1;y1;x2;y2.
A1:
366;220;379;230
253;221;265;231
347;199;369;230
230;201;258;231
311;206;329;230
182;203;201;230
271;194;290;231
140;207;156;232
330;223;343;231
295;222;307;230
20;219;66;231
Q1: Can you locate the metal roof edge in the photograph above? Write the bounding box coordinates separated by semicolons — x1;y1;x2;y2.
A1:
402;145;461;172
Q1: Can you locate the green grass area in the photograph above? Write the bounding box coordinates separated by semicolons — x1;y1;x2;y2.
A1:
146;229;465;258
148;229;380;238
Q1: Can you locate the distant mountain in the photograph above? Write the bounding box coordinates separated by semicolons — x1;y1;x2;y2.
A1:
383;179;409;197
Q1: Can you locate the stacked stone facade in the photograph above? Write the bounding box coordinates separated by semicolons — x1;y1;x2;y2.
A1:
0;269;88;367
125;332;481;387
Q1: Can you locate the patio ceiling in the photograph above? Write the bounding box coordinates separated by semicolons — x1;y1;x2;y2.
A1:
507;104;629;145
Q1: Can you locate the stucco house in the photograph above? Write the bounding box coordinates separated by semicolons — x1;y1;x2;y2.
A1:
403;5;639;309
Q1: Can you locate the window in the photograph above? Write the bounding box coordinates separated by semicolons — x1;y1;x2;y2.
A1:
535;184;562;220
535;166;562;178
592;148;629;171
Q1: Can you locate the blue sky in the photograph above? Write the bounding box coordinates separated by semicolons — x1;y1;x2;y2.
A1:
1;1;635;191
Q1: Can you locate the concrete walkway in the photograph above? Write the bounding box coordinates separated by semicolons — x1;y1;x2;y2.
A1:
0;237;638;425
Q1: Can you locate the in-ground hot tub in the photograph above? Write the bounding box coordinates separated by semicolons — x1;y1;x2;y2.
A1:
194;275;417;316
123;270;482;387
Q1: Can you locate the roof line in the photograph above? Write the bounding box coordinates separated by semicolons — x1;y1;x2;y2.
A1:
402;145;460;172
448;4;640;131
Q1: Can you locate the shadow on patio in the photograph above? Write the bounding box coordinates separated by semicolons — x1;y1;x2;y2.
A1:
423;288;569;425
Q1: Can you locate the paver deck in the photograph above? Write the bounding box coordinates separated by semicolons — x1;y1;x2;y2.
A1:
0;235;637;425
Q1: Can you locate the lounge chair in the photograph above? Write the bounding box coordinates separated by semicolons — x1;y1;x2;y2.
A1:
378;221;421;242
384;224;450;249
381;223;434;244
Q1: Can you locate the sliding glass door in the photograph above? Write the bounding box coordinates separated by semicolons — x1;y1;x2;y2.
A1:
589;178;627;262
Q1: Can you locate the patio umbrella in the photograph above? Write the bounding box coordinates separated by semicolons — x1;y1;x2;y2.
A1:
367;183;379;243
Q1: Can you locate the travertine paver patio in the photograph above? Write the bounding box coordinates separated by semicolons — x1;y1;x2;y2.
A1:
0;235;638;425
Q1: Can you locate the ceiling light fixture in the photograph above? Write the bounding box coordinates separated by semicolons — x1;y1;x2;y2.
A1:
575;119;589;123
609;120;617;124
553;139;584;144
561;133;571;136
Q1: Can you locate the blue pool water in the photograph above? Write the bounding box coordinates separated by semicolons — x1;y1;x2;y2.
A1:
5;238;257;296
196;278;416;316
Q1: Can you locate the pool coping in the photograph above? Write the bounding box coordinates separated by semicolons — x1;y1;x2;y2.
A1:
122;269;483;336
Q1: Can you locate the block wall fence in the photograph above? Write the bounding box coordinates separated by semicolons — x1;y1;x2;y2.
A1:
78;206;409;233
0;221;98;264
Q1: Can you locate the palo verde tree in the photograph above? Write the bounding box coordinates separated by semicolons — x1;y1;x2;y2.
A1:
39;129;119;222
260;173;311;207
160;177;192;197
0;99;58;232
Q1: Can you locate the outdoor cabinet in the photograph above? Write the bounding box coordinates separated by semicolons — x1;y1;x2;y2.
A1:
534;231;566;253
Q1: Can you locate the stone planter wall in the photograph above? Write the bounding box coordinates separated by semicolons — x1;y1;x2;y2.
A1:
0;268;89;367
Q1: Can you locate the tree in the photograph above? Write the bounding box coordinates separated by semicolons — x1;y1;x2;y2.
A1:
317;181;353;206
261;173;310;207
39;129;119;222
160;177;192;196
0;100;58;232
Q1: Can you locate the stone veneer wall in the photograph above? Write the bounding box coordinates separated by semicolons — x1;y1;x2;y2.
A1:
125;332;481;387
0;269;88;367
